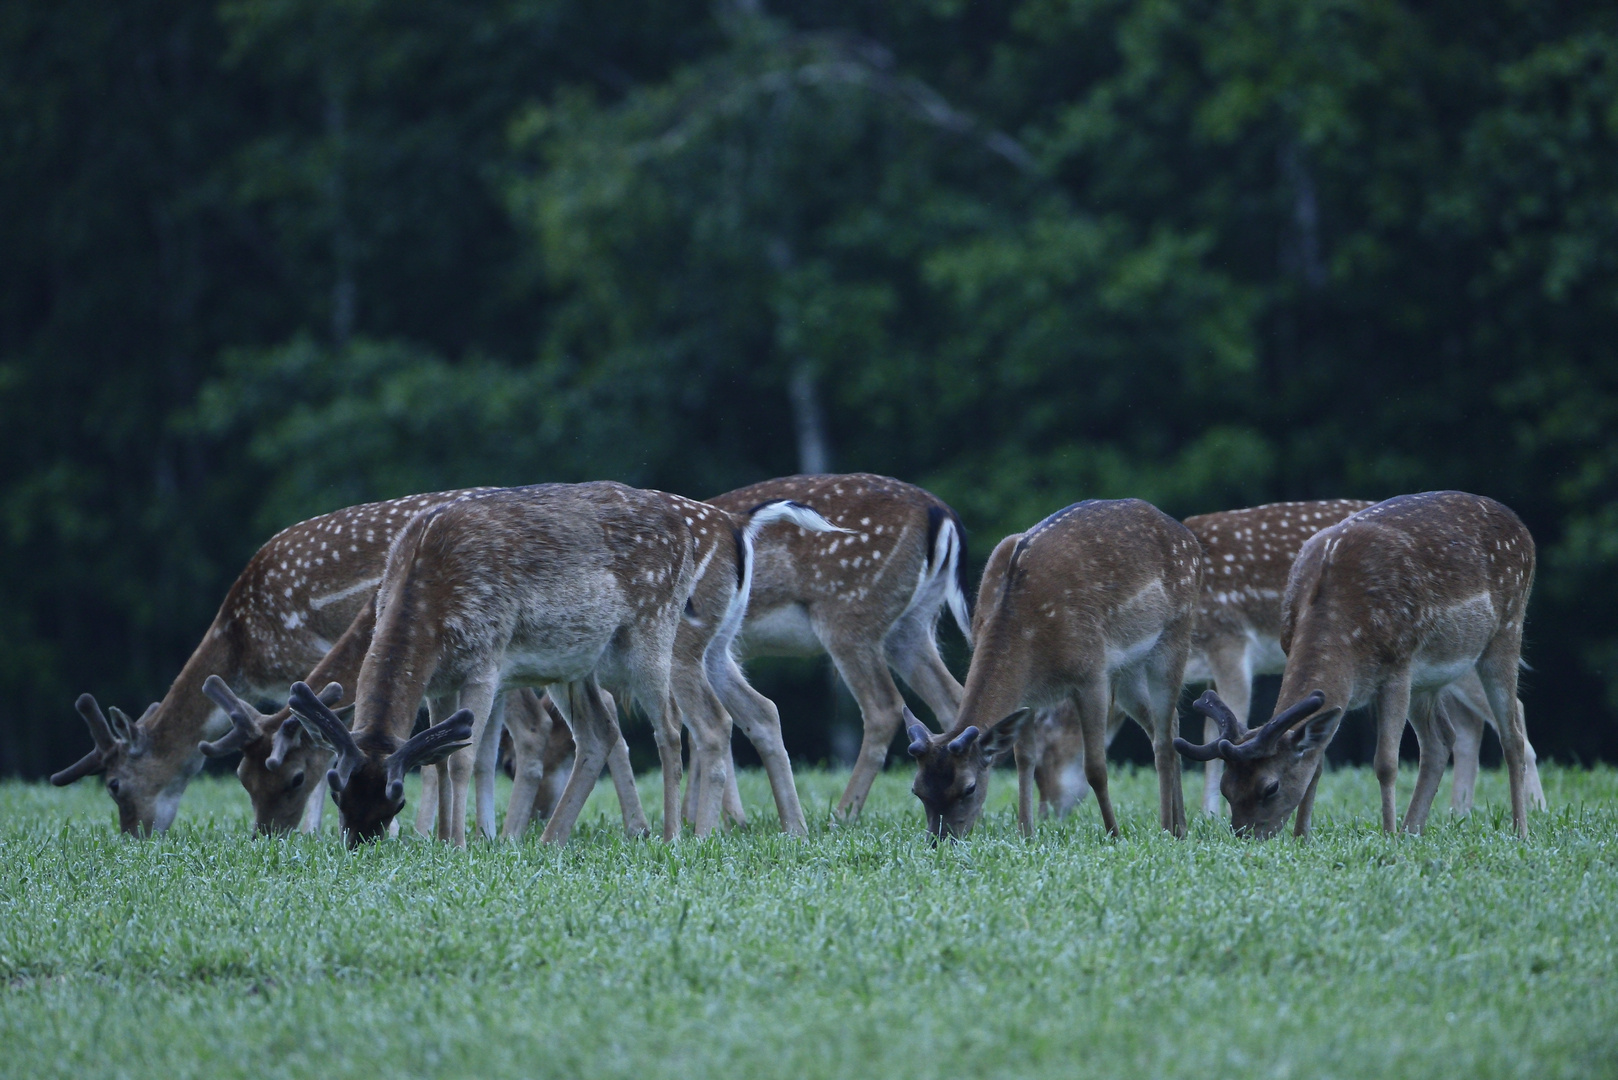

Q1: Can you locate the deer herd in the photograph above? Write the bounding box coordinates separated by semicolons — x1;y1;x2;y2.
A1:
52;474;1545;846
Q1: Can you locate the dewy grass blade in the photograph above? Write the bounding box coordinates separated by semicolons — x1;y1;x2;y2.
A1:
0;764;1613;1080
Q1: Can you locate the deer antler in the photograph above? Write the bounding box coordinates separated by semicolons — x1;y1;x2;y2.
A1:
51;693;124;785
265;684;345;771
903;707;933;758
198;676;262;758
287;681;363;793
382;709;475;805
1174;690;1247;761
1221;690;1328;761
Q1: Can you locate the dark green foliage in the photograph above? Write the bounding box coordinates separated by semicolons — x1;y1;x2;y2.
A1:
3;0;1617;776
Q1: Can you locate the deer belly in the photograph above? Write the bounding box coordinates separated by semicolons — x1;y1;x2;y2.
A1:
1104;630;1164;673
499;636;613;686
736;604;823;658
1409;593;1499;689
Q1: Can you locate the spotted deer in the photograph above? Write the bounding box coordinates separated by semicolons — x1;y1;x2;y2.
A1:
1030;500;1544;818
705;473;972;821
905;499;1203;839
196;590;646;838
51;489;487;834
281;482;834;846
1175;491;1536;839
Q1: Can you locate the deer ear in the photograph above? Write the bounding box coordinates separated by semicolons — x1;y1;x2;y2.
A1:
1290;708;1341;755
981;708;1032;766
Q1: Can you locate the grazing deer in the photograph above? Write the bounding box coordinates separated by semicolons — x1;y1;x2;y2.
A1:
905;499;1203;839
197;591;646;837
706;473;972;821
51;489;487;834
282;482;833;845
1031;500;1544;818
1174;491;1536;839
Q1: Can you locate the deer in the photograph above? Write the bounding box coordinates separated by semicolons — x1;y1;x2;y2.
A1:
280;482;835;846
195;590;646;838
1028;500;1545;818
904;498;1203;839
704;473;972;821
51;488;490;834
1174;490;1536;839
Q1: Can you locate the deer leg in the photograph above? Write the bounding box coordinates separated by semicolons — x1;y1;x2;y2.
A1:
1013;722;1039;837
1476;640;1529;839
414;763;439;836
722;763;747;828
885;616;964;730
1373;675;1413;834
604;726;650;837
1073;681;1119;836
1293;758;1324;838
539;681;614;846
470;685;504;840
1444;679;1485;817
1125;659;1187;838
1402;693;1453;835
673;663;733;839
1201;644;1253;816
441;682;501;846
299;774;328;834
423;695;461;844
712;655;805;835
430;761;452;839
501;691;552;840
826;638;909;821
1518;701;1546;811
653;687;688;842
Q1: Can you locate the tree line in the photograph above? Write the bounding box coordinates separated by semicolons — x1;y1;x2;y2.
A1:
3;0;1616;777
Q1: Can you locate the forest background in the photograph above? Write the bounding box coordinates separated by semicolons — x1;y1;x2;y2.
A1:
3;0;1616;779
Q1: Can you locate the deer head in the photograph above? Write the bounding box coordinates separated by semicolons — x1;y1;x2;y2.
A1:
905;705;1031;839
286;681;473;845
197;676;346;834
1174;689;1339;837
50;694;176;834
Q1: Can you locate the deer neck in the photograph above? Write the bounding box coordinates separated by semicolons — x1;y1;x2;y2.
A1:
353;575;446;745
950;617;1034;738
1270;606;1361;723
143;621;248;763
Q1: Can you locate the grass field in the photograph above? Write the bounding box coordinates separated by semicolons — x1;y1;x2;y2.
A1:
1;764;1614;1079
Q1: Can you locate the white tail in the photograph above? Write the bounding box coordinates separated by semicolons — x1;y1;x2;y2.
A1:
707;474;972;821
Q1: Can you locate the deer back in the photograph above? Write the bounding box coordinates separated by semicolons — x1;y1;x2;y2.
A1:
960;499;1204;725
355;482;700;745
1184;499;1374;648
1280;491;1535;704
708;473;968;647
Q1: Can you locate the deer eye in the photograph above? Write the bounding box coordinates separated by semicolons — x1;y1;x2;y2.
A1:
1260;779;1281;801
961;782;977;799
107;778;121;796
287;771;305;791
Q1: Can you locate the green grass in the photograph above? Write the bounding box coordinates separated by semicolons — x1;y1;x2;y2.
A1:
2;764;1614;1079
